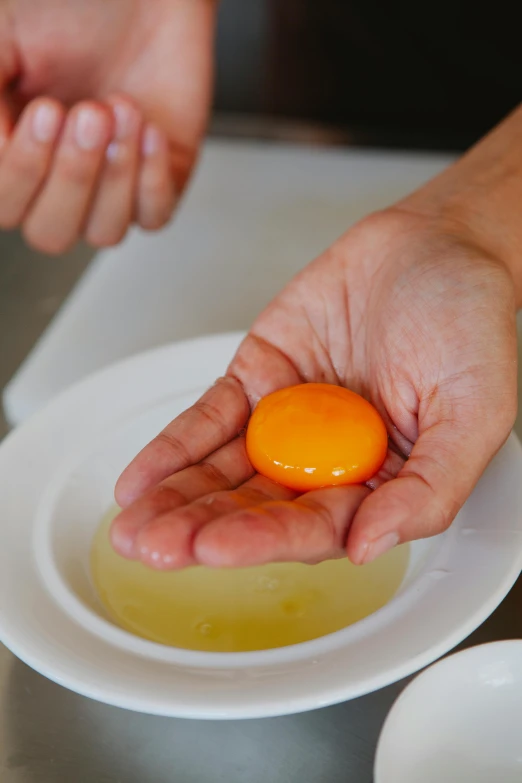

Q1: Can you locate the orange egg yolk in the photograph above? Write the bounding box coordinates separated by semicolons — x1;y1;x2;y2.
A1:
246;383;388;492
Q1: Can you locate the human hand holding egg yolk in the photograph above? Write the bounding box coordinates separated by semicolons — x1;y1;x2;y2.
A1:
246;383;388;492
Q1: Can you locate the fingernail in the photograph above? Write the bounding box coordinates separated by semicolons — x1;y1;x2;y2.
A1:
112;102;140;141
75;107;107;150
32;102;61;144
105;141;120;162
362;532;400;564
142;124;163;157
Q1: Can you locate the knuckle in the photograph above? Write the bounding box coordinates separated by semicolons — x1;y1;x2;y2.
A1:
58;154;96;187
155;430;193;467
149;481;187;509
299;497;338;544
235;486;271;506
196;491;233;515
433;502;455;535
141;169;169;198
193;400;228;440
9;153;44;181
397;464;457;537
198;460;233;491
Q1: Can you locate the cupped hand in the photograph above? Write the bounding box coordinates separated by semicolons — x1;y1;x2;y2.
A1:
0;0;215;252
113;207;517;570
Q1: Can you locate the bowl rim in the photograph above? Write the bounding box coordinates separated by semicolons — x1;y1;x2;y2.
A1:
0;332;521;719
31;392;434;669
374;639;522;782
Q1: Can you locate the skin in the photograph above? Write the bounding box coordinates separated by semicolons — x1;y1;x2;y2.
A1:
1;2;520;569
0;0;216;252
113;106;522;570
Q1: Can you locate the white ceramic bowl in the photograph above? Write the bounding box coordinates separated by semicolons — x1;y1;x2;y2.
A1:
375;641;522;783
1;332;522;719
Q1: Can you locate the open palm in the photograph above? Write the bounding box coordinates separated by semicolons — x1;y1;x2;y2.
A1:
113;208;517;569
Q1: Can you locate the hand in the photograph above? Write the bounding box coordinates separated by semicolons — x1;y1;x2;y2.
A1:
112;206;517;570
0;0;215;252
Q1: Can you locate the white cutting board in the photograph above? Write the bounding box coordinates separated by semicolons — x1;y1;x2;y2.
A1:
3;139;453;426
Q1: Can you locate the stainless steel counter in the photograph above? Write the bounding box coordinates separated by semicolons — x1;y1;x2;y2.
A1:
1;208;522;783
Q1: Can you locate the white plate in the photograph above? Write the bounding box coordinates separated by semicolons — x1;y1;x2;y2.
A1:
0;332;522;719
375;641;522;782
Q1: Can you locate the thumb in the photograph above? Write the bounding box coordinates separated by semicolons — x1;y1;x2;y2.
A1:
347;408;515;565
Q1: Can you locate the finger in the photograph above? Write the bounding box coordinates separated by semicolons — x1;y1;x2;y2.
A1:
193;484;371;568
84;95;142;247
347;414;513;565
111;436;254;557
0;95;14;154
116;335;304;506
0;50;21;154
134;475;298;570
115;377;251;507
0;98;64;229
227;332;303;406
136;123;176;230
23;101;113;254
365;446;405;491
130;445;397;569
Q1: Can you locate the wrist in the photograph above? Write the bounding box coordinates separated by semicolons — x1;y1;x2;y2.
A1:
398;104;522;308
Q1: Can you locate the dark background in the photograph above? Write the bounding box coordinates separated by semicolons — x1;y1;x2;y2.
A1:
214;0;521;152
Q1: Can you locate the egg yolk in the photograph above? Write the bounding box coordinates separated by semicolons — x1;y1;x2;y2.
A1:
246;383;388;492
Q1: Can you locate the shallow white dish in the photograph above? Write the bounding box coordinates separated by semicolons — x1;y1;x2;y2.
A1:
375;641;522;783
0;332;522;719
